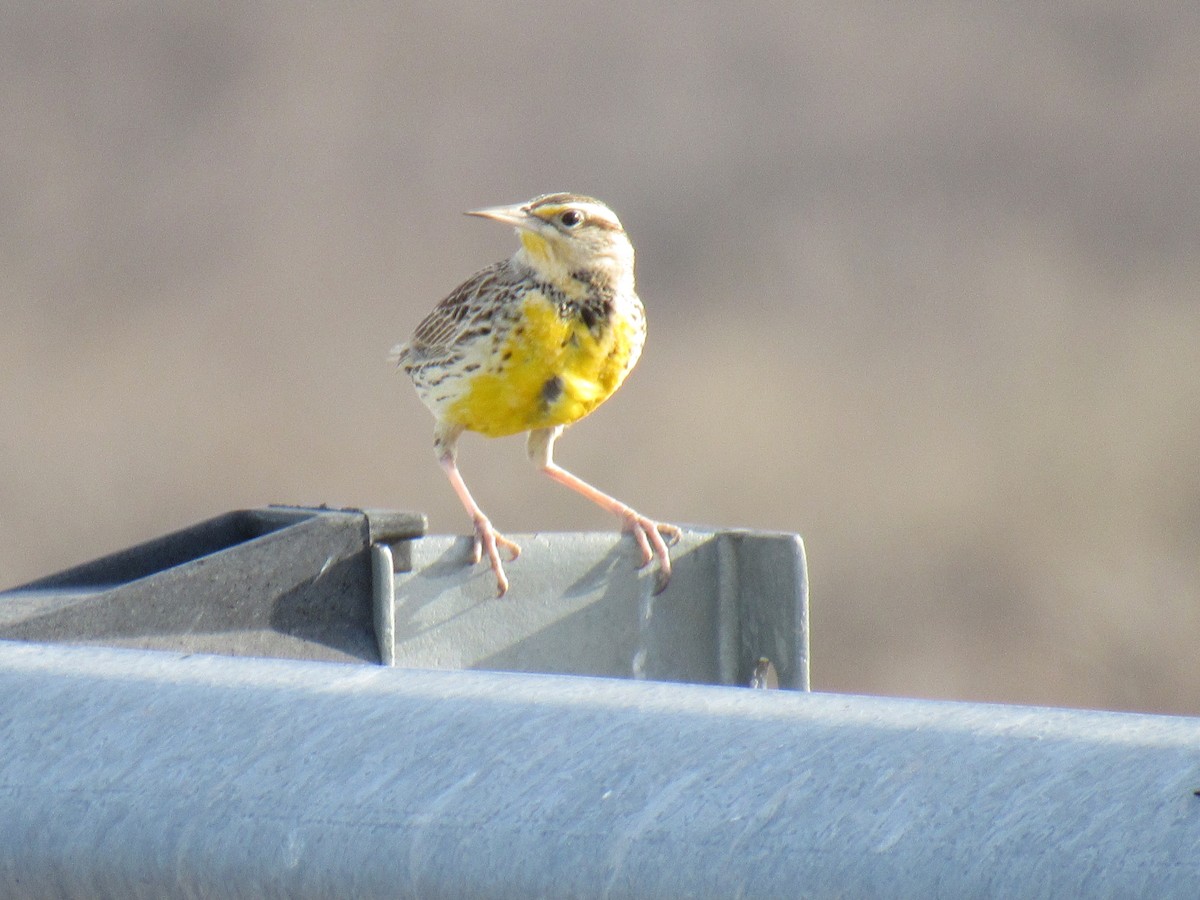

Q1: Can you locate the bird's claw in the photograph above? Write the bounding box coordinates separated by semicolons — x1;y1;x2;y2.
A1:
470;518;520;596
621;513;680;595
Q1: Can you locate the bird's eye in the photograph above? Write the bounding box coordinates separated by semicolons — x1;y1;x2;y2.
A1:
559;209;584;228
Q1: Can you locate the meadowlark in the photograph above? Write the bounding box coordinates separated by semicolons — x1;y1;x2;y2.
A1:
392;193;680;596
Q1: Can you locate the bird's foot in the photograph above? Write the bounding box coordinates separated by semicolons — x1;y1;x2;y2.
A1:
469;516;521;596
620;512;681;595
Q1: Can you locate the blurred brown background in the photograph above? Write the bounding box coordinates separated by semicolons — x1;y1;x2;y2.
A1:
2;4;1198;714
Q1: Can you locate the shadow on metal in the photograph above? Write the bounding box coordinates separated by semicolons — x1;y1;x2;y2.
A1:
390;529;808;689
0;507;423;663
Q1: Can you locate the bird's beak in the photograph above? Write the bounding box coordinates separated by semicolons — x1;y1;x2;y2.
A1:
465;203;537;230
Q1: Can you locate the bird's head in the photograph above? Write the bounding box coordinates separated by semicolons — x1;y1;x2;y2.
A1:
466;193;634;288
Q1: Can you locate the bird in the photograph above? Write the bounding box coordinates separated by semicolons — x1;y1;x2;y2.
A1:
392;193;679;596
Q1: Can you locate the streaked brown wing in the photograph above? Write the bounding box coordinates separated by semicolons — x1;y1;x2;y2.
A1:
407;262;515;354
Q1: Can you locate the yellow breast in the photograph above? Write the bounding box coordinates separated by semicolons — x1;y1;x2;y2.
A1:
447;291;641;438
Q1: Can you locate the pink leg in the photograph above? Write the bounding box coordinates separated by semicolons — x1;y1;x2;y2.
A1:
528;428;680;593
438;453;520;597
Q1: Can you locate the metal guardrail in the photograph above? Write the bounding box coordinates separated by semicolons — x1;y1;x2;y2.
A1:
1;640;1198;898
3;507;1198;897
0;506;809;689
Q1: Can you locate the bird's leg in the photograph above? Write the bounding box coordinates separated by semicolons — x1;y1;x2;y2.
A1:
436;427;520;596
527;427;680;593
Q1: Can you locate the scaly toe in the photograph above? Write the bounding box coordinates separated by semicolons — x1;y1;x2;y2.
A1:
657;522;682;547
471;519;520;597
621;514;676;593
495;534;522;562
